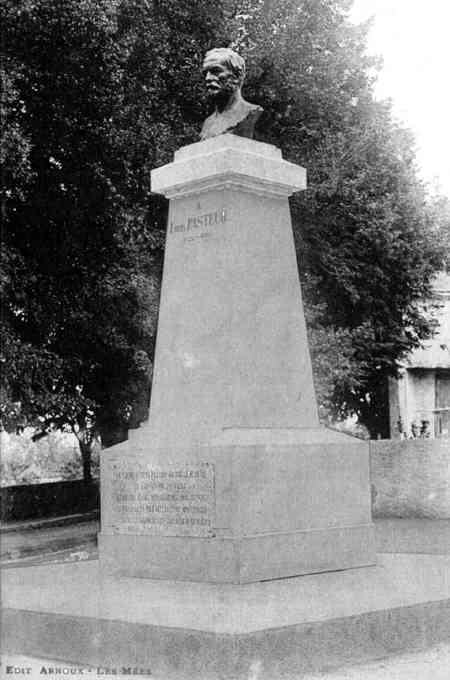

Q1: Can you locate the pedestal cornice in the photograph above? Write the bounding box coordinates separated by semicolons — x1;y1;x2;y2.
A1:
151;134;306;199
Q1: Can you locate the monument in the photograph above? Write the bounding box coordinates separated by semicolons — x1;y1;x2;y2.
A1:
4;49;450;679
98;48;376;582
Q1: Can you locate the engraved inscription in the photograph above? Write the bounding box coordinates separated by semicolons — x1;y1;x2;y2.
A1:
110;462;215;537
169;208;227;236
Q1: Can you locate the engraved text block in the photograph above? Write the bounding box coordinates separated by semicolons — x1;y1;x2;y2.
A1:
110;462;215;537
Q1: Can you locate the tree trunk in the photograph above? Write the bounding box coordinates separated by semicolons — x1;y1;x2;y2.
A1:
359;376;391;439
79;438;92;483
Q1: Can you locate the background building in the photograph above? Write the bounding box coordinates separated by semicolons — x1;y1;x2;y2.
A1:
389;272;450;439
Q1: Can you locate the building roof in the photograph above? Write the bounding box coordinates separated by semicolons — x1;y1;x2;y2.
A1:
406;273;450;369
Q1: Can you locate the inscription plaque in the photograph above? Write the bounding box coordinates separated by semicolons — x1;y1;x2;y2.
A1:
110;461;215;537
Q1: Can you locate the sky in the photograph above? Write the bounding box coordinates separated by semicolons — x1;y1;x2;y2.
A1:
350;0;450;197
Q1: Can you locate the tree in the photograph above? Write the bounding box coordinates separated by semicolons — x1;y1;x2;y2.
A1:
221;0;444;437
1;0;226;477
1;0;146;479
2;0;446;459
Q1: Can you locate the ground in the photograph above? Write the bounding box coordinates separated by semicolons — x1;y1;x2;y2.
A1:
1;517;449;679
2;644;450;680
2;516;449;567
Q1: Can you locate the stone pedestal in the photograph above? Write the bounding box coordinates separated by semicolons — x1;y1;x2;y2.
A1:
98;135;376;582
5;138;447;680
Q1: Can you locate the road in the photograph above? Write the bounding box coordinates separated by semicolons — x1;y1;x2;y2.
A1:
1;516;99;566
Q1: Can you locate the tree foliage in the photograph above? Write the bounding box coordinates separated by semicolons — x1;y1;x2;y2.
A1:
222;0;445;436
1;0;224;475
1;0;446;460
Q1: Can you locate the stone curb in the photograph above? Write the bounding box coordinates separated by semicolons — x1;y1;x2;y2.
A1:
0;510;99;534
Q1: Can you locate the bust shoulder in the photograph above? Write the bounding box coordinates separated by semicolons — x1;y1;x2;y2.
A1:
200;100;264;141
240;100;263;115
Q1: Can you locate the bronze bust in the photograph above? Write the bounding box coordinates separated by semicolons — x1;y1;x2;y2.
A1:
200;48;263;141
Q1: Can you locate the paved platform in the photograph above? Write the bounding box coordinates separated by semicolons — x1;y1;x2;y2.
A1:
2;553;450;679
3;643;450;680
374;519;450;554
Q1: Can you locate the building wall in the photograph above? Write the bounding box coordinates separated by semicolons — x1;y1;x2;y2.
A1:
409;370;435;415
408;369;436;436
388;272;450;439
388;375;403;439
370;439;450;518
389;368;450;439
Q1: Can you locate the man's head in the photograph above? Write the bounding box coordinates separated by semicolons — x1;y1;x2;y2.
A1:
202;48;245;104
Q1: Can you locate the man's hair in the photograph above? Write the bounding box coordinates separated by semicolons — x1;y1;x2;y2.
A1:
203;48;246;85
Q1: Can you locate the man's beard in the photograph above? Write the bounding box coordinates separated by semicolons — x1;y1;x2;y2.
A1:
207;89;231;107
206;78;239;107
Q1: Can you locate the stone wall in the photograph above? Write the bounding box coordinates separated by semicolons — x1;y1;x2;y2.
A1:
1;480;99;522
3;440;448;522
370;439;450;518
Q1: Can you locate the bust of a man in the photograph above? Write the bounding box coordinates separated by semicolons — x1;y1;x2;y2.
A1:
200;47;263;141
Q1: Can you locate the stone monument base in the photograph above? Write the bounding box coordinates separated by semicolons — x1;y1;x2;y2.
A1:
3;554;450;678
99;428;375;583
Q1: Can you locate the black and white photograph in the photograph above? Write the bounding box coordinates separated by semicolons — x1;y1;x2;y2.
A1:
1;1;449;678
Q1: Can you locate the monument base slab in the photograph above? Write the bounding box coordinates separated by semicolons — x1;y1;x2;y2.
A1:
99;428;376;583
2;554;450;679
98;524;374;583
